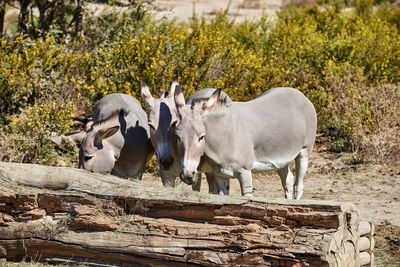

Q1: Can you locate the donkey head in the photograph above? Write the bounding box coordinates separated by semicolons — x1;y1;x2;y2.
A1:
174;86;222;185
79;110;124;173
141;78;180;170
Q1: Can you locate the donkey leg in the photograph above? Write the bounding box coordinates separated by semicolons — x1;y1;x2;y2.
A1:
238;169;253;197
216;176;230;195
160;169;176;187
133;170;144;181
294;149;309;200
206;172;218;194
191;172;202;192
277;165;294;199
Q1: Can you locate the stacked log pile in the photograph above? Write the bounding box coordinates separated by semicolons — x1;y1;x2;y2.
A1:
0;162;373;266
358;220;375;266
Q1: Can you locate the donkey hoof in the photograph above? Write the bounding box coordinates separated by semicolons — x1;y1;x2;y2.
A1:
243;193;253;198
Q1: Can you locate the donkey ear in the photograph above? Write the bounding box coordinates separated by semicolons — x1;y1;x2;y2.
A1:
201;89;221;117
169;74;179;98
94;126;120;146
174;85;188;118
140;81;154;108
85;120;94;132
158;89;165;98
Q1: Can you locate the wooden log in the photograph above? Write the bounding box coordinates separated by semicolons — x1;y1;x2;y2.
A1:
359;251;374;266
359;220;374;237
0;162;133;190
370;237;375;251
0;162;362;266
358;236;374;252
358;220;375;266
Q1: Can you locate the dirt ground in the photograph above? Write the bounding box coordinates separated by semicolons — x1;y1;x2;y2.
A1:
142;140;400;266
151;0;285;22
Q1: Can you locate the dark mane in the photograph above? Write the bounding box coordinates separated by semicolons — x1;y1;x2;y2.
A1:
190;94;229;109
91;109;127;128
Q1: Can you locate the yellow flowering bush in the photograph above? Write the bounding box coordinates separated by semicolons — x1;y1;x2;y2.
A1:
6;101;76;165
1;1;399;164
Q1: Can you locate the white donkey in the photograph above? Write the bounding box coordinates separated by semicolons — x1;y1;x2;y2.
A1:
174;87;317;199
79;93;154;179
141;78;231;192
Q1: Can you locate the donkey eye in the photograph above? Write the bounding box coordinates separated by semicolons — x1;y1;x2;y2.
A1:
84;155;94;161
199;135;205;142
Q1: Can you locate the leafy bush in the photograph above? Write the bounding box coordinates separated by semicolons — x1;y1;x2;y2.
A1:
4;100;75;165
0;0;399;165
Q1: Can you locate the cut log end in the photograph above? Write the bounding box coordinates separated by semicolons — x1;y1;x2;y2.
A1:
359;251;374;266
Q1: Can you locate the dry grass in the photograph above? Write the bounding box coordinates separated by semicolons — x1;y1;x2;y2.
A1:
374;223;400;267
322;69;400;163
361;127;400;164
237;0;263;9
359;84;400;163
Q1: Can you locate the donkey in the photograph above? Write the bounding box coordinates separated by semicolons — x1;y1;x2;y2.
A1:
79;93;154;179
140;78;231;192
174;87;317;199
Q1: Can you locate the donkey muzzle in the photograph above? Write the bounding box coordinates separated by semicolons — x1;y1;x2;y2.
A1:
180;170;196;185
159;156;174;170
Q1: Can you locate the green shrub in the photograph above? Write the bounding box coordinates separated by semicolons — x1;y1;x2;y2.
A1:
5;100;76;165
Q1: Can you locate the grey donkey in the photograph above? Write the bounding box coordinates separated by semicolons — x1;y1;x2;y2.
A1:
141;78;231;192
174;87;317;199
79;93;154;179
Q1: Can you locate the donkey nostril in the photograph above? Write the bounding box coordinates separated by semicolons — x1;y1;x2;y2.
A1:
160;156;174;169
84;155;94;161
180;173;193;185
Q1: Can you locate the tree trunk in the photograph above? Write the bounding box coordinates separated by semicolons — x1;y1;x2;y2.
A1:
18;0;30;34
74;0;84;37
66;0;84;42
36;0;46;37
0;0;6;37
0;162;368;266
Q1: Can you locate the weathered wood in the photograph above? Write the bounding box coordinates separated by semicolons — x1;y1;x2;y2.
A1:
358;221;375;266
359;220;374;237
358;237;372;252
359;251;374;266
0;162;133;190
357;220;375;266
0;162;363;266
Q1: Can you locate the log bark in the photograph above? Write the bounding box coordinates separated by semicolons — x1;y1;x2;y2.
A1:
0;162;363;266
